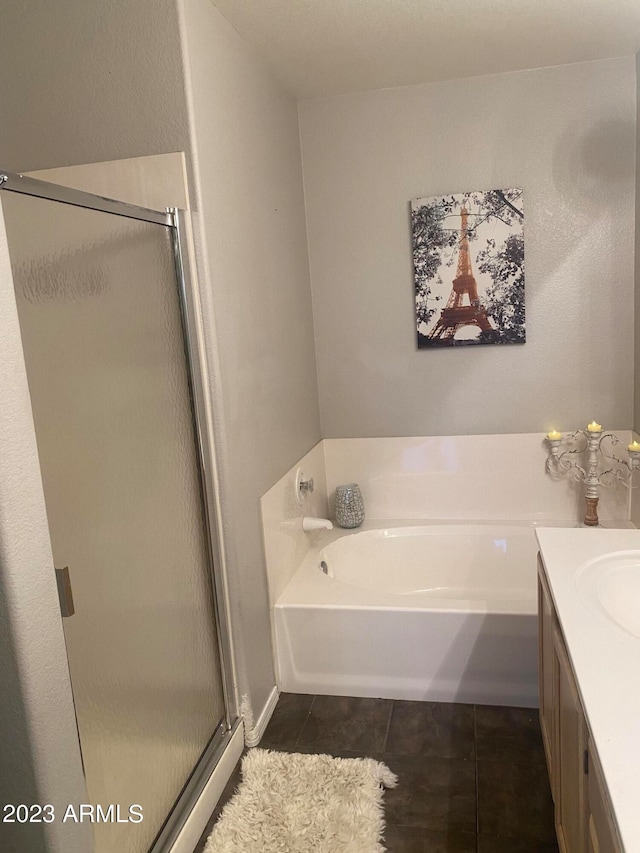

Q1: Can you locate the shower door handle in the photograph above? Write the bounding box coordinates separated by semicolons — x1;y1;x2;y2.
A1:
55;566;75;617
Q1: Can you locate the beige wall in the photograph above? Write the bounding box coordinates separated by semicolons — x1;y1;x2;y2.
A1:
299;57;637;438
0;0;189;171
177;0;320;716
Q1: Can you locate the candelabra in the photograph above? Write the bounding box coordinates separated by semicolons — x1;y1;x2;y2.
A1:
546;423;640;527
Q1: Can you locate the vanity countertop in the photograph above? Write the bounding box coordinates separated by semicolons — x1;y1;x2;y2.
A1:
536;527;640;853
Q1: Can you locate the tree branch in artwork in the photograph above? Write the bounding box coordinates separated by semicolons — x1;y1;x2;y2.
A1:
494;189;524;220
476;233;525;343
411;198;458;327
465;189;524;237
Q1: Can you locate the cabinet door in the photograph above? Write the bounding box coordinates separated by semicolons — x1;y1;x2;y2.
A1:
538;557;557;796
554;626;588;853
587;739;622;853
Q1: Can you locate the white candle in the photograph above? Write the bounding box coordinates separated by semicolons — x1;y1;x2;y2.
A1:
628;441;640;453
547;430;562;441
587;421;602;432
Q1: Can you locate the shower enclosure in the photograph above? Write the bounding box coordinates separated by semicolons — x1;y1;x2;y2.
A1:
0;172;237;853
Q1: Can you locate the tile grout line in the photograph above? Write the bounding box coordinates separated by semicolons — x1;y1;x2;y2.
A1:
473;704;480;846
293;694;316;748
381;700;394;753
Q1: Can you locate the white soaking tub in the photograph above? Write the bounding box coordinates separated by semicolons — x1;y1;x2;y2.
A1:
274;521;542;706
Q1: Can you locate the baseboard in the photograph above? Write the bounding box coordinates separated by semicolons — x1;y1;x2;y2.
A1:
244;685;279;747
167;722;244;853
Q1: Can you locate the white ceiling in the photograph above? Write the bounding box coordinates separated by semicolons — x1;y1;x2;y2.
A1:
211;0;640;99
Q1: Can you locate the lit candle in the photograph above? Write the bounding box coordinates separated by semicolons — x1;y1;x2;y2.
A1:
547;430;562;441
587;421;602;432
628;441;640;453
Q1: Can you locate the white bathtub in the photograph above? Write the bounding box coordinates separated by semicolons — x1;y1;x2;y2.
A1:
274;521;543;707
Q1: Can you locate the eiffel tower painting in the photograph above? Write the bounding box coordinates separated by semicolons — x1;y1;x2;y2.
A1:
412;188;525;349
427;206;494;343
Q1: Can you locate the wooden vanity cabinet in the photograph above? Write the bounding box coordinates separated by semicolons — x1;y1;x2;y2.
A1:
587;740;623;853
538;562;557;784
537;554;623;853
554;621;588;852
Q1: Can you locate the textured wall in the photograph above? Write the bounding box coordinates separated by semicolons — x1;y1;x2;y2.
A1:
299;57;637;438
177;0;321;717
0;0;189;171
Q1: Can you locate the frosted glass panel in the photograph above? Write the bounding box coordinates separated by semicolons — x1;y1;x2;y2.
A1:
2;193;225;853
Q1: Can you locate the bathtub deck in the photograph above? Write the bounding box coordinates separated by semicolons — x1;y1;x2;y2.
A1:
195;693;559;852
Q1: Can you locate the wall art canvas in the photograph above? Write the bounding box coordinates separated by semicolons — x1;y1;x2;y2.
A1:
411;187;525;348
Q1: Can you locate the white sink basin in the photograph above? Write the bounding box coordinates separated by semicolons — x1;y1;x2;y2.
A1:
577;551;640;639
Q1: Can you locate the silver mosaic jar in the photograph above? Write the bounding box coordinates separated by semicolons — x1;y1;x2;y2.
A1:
334;483;365;529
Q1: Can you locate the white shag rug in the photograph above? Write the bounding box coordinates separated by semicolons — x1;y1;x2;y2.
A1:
204;749;398;853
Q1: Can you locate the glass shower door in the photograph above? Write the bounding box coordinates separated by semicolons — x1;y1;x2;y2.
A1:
1;188;227;853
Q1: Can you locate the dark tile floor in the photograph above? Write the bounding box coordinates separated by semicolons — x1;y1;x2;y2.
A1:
195;694;558;852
